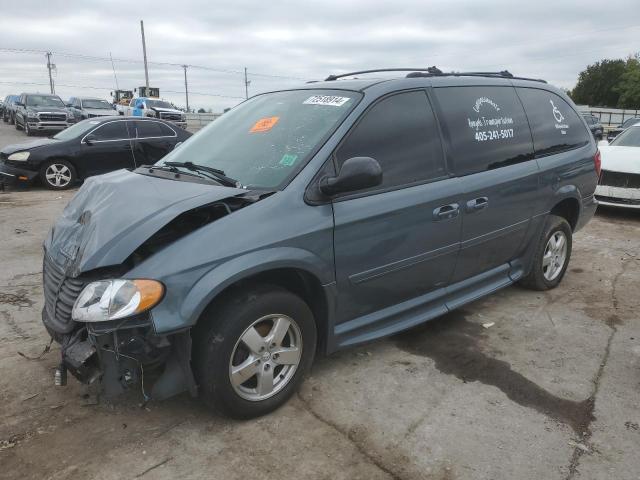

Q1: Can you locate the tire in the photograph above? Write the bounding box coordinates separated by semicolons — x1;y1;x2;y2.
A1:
15;116;22;130
193;285;317;419
9;113;15;125
25;122;33;136
39;159;76;190
520;214;572;291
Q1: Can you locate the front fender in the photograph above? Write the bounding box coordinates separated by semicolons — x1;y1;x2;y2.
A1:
151;246;334;334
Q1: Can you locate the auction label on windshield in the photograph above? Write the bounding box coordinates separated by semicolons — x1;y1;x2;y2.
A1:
303;95;350;107
250;116;280;133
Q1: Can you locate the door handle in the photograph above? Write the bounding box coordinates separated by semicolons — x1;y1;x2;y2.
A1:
466;196;489;213
433;203;460;221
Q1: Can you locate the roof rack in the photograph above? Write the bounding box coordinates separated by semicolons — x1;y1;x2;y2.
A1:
324;67;547;83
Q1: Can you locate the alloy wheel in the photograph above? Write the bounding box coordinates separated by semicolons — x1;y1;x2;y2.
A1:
45;164;72;188
542;231;568;281
229;314;302;402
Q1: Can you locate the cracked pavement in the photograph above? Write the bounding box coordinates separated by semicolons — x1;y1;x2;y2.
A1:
0;123;639;479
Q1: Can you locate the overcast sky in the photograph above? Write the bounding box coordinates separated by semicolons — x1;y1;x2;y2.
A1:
1;0;638;111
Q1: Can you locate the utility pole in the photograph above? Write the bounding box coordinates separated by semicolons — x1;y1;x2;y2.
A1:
244;67;250;99
109;52;119;90
140;20;149;88
182;64;189;112
45;52;55;94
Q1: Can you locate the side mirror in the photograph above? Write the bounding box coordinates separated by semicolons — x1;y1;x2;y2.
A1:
84;134;97;145
320;157;382;196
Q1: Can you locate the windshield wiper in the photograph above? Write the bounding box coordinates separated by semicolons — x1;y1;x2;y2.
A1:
164;161;239;187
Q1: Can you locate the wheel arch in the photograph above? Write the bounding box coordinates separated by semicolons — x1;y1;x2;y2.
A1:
549;196;580;231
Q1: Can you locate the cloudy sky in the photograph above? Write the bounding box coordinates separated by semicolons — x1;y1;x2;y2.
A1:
1;0;638;111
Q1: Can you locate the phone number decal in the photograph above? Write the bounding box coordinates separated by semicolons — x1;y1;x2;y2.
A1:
474;129;514;142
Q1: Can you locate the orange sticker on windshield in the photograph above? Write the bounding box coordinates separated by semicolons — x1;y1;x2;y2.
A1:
250;116;279;133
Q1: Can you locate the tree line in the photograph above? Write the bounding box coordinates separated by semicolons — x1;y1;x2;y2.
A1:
569;54;640;109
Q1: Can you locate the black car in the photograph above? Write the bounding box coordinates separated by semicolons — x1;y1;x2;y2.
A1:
606;116;640;142
14;93;75;136
581;113;603;140
2;95;19;124
0;116;191;189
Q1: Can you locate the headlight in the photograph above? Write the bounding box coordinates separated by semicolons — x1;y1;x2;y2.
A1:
72;279;164;322
8;151;30;161
27;112;38;120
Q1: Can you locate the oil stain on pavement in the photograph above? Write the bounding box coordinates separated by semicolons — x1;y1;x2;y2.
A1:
395;311;594;436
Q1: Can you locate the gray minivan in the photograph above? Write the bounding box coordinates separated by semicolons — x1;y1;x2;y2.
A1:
42;69;599;418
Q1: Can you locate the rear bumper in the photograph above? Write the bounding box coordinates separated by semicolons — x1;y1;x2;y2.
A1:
575;193;598;232
0;162;38;185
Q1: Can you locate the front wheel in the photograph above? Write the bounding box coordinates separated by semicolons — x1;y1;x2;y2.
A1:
25;122;33;136
39;159;76;190
193;285;317;418
520;214;572;290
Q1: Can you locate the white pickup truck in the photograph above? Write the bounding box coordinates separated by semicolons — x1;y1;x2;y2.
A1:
123;97;187;129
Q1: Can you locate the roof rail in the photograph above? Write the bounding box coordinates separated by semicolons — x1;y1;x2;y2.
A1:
324;68;546;83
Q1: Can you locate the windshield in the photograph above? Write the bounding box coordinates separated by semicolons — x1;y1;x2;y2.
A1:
621;117;640;128
82;99;112;109
53;119;102;141
610;126;640;147
146;99;174;109
156;89;361;189
26;95;65;108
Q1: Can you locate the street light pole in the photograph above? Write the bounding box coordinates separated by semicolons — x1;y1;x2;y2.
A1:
182;64;189;112
140;20;150;88
46;52;55;94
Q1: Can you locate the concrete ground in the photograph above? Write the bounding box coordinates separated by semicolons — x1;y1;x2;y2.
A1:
0;121;639;480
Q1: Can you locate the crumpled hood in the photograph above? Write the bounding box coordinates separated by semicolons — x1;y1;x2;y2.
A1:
150;107;183;114
44;169;244;276
600;146;640;175
1;138;59;155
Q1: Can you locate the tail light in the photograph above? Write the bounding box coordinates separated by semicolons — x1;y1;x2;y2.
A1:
594;149;601;178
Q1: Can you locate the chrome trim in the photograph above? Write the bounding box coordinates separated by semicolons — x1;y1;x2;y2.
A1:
0;171;16;177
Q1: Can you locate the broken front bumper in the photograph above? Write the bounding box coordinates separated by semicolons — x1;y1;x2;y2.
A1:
43;306;197;401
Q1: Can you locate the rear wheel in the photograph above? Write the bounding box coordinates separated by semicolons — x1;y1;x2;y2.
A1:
520;214;572;290
193;285;316;418
39;159;76;190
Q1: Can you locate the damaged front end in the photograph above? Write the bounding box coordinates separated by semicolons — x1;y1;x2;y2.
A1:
41;169;269;401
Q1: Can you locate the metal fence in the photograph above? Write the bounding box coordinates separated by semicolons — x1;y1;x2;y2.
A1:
576;105;640;129
186;112;222;131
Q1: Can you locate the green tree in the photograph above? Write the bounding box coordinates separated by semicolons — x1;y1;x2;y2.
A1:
616;55;640;109
571;59;627;107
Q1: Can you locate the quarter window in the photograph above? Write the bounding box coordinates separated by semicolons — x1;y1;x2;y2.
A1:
433;86;534;175
335;91;446;192
516;88;590;156
90;121;129;141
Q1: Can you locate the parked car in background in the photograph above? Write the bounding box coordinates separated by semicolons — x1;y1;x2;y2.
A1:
39;69;598;418
14;93;75;136
2;95;19;124
124;97;187;128
596;123;640;209
67;97;116;121
581;113;603;140
606;116;640;142
0;116;191;189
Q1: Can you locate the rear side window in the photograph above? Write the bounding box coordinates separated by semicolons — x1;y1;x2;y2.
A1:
517;88;590;156
335;91;446;191
433;86;534;175
135;120;171;138
91;121;129;141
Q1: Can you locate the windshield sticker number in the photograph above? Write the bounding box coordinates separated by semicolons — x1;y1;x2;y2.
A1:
303;95;350;107
467;96;515;143
250;116;280;133
279;154;298;166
